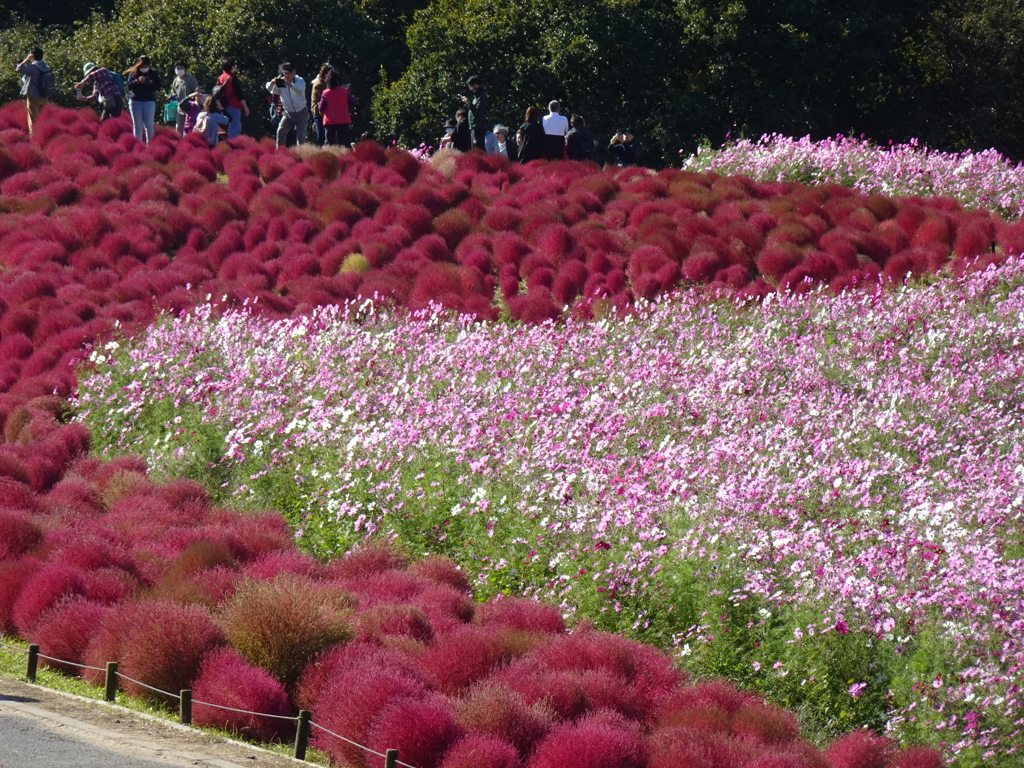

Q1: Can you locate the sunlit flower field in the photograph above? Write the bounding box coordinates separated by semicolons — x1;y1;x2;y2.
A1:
77;258;1024;763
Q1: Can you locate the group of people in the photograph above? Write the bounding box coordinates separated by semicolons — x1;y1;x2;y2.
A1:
267;62;357;149
16;55;634;164
439;77;638;166
15;49;356;149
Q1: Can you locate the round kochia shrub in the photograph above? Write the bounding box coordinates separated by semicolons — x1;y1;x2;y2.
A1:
220;574;354;688
81;600;225;702
191;648;294;742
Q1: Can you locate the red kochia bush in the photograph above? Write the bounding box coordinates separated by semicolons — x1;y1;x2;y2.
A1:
312;666;430;768
191;648;294;742
112;600;225;702
0;557;44;634
30;597;112;673
295;641;428;712
441;735;522;768
420;625;530;694
528;713;648;768
823;729;895;768
475;596;565;635
649;727;751;768
888;747;944;768
456;683;555;757
11;562;89;635
0;509;42;559
367;695;466;768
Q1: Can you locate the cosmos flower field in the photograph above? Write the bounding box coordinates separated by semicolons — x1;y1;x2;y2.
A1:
3;100;1024;766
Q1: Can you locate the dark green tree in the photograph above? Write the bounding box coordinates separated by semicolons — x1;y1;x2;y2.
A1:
0;0;427;132
677;0;938;140
911;0;1024;158
373;0;701;165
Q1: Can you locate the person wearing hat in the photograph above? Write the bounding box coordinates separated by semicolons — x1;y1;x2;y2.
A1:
266;62;308;148
75;62;123;121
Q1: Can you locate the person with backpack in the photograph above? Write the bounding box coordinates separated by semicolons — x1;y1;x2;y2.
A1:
15;47;54;135
125;55;162;144
216;58;250;139
75;62;124;121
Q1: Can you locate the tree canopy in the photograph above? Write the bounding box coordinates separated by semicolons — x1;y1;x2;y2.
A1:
1;0;1023;163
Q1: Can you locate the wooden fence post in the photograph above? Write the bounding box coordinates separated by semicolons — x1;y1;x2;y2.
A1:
294;709;311;760
179;689;192;725
104;661;118;702
26;644;38;683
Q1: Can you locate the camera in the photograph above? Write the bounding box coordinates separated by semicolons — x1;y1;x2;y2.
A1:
275;77;286;87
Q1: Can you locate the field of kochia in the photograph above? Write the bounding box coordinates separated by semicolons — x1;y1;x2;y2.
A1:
4;100;1024;767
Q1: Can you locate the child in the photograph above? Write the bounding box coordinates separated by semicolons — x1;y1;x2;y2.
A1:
178;88;205;134
194;95;230;147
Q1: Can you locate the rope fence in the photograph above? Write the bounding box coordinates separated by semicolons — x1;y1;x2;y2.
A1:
311;722;419;768
36;653;107;673
0;639;413;766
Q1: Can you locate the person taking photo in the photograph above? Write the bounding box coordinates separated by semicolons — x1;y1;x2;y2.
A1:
266;62;308;148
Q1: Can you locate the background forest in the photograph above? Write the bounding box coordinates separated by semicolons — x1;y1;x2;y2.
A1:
1;0;1022;169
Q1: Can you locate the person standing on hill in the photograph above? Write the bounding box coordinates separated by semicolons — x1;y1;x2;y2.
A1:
319;70;356;147
266;62;308;148
542;100;568;160
608;128;637;166
216;58;250;139
489;125;518;161
125;55;162;144
566;114;598;162
517;105;545;163
460;75;489;150
310;64;333;147
15;48;53;135
169;61;198;136
75;62;123;121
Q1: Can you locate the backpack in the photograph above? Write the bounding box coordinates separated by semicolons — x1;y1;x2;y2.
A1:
212;74;234;107
111;72;126;100
37;68;56;99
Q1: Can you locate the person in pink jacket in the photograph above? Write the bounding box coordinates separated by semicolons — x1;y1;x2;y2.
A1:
318;71;356;147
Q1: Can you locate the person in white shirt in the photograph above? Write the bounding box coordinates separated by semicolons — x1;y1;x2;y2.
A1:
542;100;569;160
266;62;308;147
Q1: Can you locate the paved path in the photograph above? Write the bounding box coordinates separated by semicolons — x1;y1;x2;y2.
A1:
0;676;308;768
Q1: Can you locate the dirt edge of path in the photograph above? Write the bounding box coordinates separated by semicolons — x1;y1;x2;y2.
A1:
0;673;319;768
